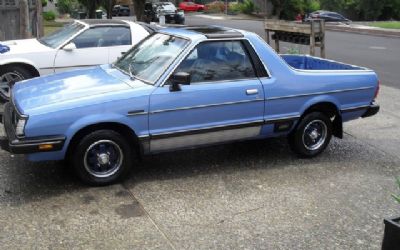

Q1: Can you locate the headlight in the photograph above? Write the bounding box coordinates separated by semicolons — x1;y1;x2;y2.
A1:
15;117;27;137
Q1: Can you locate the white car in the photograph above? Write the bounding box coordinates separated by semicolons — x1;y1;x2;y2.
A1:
0;19;152;101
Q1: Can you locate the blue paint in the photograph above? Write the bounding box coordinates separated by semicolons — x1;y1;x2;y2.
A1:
0;43;10;54
5;27;379;162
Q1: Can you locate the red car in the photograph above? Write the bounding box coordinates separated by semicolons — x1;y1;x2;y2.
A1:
179;1;206;12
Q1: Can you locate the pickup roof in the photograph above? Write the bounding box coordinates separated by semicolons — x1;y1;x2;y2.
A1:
0;26;379;185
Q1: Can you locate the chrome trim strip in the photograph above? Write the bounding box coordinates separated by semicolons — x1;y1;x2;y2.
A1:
150;98;264;114
266;86;375;101
40;64;98;70
185;77;260;85
264;115;300;124
150;125;262;152
126;110;148;116
150;120;264;139
340;105;370;113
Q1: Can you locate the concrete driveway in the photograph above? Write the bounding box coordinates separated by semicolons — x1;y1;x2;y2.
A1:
0;84;399;249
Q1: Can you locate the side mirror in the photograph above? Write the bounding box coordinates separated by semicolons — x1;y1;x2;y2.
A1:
63;42;76;51
169;72;191;92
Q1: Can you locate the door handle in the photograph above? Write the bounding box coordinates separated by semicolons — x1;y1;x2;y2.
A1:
246;89;258;95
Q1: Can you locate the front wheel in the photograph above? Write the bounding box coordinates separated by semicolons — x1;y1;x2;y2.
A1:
0;65;33;102
71;130;133;185
289;112;332;158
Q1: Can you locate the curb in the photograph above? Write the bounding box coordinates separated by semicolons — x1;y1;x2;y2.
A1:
193;14;400;38
326;26;400;38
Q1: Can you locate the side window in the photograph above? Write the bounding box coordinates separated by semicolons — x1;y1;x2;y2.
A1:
174;41;256;83
72;26;131;49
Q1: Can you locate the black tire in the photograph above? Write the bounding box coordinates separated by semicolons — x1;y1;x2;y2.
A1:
288;112;332;158
0;65;33;102
71;130;133;186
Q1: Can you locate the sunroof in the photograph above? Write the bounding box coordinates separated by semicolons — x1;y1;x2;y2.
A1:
181;26;243;38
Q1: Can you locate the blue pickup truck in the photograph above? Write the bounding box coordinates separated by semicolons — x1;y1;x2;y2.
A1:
0;26;379;185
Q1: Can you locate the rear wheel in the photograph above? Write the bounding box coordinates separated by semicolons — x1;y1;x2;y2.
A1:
0;65;33;102
289;112;332;157
71;130;133;186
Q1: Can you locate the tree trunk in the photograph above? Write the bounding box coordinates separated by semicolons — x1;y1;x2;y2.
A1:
87;0;96;18
36;0;44;37
133;0;145;21
106;0;113;19
20;0;30;38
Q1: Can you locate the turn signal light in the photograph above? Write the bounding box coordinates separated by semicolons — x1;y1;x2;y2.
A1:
38;144;53;151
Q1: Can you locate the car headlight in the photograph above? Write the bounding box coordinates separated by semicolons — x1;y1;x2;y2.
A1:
15;117;27;137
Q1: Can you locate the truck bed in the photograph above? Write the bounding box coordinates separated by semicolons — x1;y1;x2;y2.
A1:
281;55;364;71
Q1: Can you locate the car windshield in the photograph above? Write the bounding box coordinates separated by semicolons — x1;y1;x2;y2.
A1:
114;33;189;84
39;22;84;48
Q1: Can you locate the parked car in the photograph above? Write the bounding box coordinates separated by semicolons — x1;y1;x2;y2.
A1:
307;10;350;23
144;1;185;24
0;19;151;101
0;26;379;185
112;5;130;16
179;1;206;12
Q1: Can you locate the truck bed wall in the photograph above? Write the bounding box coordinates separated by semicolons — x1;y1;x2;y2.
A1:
281;55;363;70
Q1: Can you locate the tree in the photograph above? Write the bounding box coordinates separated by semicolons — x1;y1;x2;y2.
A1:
77;0;99;18
133;0;146;21
57;0;77;14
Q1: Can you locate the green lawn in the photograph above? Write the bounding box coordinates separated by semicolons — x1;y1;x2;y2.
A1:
369;21;400;29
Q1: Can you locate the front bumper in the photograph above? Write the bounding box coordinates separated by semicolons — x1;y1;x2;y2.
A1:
362;102;380;118
0;103;65;154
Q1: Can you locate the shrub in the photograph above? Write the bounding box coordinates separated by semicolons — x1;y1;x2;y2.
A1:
240;0;255;15
57;0;79;14
43;11;56;21
228;2;241;14
205;1;225;13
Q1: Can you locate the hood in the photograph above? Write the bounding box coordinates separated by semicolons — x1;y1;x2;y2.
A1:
12;66;133;114
0;38;52;55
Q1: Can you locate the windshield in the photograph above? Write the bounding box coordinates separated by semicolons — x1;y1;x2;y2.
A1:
39;22;84;48
114;33;189;84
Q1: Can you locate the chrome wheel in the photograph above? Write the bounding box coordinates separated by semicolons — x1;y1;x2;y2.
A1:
302;120;327;151
0;71;24;99
84;140;124;178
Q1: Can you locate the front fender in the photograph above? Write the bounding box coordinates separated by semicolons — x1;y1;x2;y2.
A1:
65;113;134;141
0;58;40;72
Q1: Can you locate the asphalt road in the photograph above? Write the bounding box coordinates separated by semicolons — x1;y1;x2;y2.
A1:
0;15;399;249
185;14;400;90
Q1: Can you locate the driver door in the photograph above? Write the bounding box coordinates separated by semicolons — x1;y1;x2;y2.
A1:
148;40;265;152
54;26;132;73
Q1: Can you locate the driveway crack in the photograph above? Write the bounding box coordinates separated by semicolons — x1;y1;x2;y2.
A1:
121;183;177;250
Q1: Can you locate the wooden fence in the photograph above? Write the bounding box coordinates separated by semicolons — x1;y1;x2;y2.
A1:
265;19;326;58
0;0;39;41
